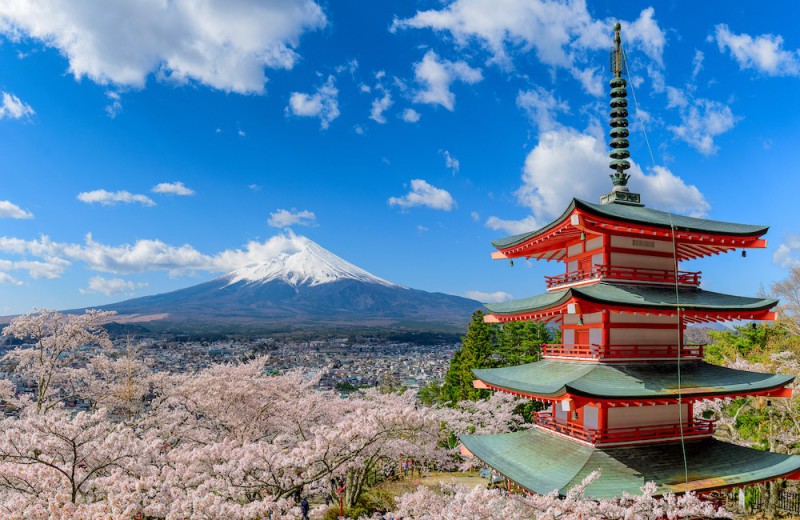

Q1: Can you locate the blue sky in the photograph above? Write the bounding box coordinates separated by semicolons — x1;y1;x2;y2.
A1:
1;0;800;314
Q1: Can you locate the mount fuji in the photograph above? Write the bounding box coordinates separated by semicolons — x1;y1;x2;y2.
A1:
95;235;481;333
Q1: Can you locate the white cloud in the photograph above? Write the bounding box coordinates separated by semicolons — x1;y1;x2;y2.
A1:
77;189;155;207
104;90;122;118
369;91;392;123
668;97;739;155
692;50;704;79
416;225;429;233
81;276;147;296
0;0;327;94
401;108;421;123
248;184;262;192
0;200;33;219
0;257;68;280
152;181;195;196
412;51;482;111
0;232;388;281
394;3;665;76
485;215;540;235
774;237;800;268
464;290;513;304
714;25;800;77
0;92;34;119
470;211;480;222
267;208;317;228
516;86;569;131
442;150;459;174
388;179;455;211
665;86;688;109
0;272;22;285
488;124;709;231
287;75;340;128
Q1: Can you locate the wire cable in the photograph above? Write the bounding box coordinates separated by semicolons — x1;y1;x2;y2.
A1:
622;41;690;489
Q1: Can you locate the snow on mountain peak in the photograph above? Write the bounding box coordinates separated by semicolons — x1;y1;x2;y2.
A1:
224;234;396;288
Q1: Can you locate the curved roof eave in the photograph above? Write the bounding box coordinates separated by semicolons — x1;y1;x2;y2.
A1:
491;198;770;251
472;360;795;400
484;283;778;316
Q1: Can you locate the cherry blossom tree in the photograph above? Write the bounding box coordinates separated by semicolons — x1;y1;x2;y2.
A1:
2;308;115;414
387;472;730;520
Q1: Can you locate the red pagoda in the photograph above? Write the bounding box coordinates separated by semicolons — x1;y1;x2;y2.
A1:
461;23;800;498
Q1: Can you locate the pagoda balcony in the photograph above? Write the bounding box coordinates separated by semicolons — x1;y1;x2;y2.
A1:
541;343;704;361
533;412;715;447
545;265;701;290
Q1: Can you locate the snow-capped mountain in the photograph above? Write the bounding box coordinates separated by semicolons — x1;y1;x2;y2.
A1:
95;236;480;332
224;236;397;288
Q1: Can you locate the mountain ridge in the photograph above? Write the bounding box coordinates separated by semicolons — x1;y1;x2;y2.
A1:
86;235;480;333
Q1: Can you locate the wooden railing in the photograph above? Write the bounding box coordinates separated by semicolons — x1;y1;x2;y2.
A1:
545;264;701;289
534;412;715;446
542;343;704;360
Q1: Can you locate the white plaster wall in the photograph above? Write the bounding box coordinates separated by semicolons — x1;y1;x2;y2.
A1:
567;260;578;273
610;314;678;325
607;403;689;428
609;328;681;345
611;236;674;253
586;237;603;251
584;405;599;429
556;406;567;421
589;328;602;345
610;252;675;270
563;329;575;344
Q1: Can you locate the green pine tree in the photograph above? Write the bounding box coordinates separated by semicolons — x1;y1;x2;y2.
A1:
440;310;497;403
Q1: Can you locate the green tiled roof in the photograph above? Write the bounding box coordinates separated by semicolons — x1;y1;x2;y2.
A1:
461;429;800;498
491;198;769;250
472;360;794;399
484;282;778;315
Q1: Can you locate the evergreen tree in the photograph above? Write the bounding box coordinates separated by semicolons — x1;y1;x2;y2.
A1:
440;310;497;403
438;311;557;404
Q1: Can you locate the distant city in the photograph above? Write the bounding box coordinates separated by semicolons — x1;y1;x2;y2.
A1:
0;335;456;406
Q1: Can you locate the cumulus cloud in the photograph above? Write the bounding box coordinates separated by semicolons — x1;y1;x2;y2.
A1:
0;92;34;119
152;181;195;196
0;0;327;93
388;179;455;211
80;276;147;296
412;51;482;111
486;124;710;235
0;232;382;282
774;237;800;268
485;215;541;236
77;189;155;207
267;208;317;228
394;3;665;94
0;200;33;219
668;96;739;155
0;271;22;285
516;86;569;131
287;75;340;128
401;108;421;123
714;25;800;77
0;257;68;280
464;290;513;303
369;91;392;123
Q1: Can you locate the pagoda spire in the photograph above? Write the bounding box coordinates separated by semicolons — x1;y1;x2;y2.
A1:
601;22;642;206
